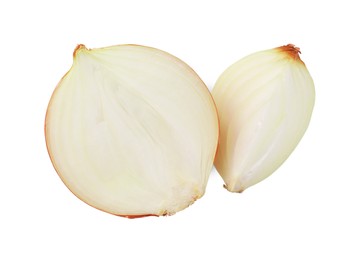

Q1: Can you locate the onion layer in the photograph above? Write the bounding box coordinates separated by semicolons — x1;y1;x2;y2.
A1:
212;44;315;192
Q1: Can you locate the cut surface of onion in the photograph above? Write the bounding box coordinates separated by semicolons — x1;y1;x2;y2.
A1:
45;44;219;217
212;44;315;193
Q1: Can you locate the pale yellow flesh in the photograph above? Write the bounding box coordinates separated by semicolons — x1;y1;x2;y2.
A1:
45;45;219;216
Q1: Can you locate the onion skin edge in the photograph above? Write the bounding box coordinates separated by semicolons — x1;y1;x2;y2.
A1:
117;214;160;219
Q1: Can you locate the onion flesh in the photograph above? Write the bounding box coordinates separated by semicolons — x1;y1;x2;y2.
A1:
45;44;219;217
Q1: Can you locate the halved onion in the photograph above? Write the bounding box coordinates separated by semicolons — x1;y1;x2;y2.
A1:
45;44;219;217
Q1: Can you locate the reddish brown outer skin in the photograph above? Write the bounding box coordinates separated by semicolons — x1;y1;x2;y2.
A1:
276;44;305;65
45;43;219;219
118;214;160;219
73;44;87;57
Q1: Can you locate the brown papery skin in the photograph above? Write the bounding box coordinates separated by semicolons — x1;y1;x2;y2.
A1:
277;44;305;65
117;214;160;219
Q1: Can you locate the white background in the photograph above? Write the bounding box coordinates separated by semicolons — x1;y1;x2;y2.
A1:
1;0;358;259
